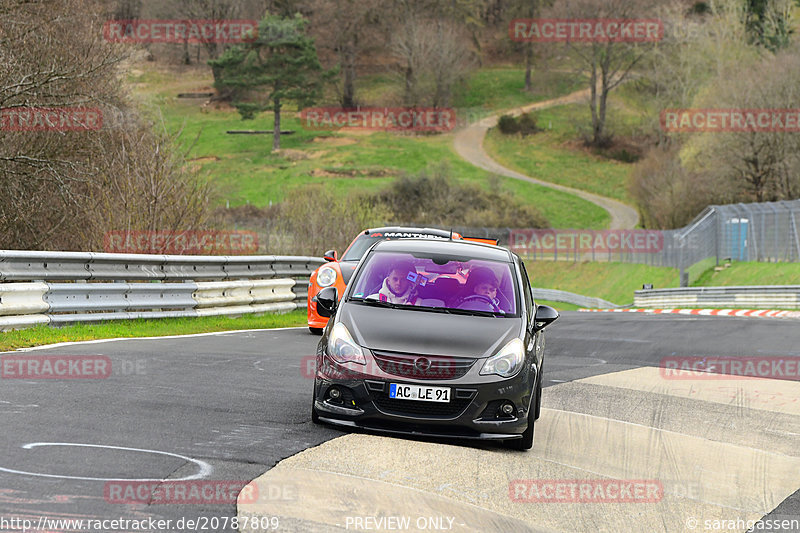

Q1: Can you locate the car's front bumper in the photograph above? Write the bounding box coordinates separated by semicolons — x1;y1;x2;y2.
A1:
312;366;535;440
315;409;523;440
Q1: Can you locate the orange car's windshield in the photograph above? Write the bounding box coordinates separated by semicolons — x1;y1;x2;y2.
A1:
341;233;449;262
341;235;384;262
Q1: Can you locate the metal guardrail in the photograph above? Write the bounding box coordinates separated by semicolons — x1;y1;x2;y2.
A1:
534;288;618;309
0;250;321;281
0;251;324;331
634;286;800;309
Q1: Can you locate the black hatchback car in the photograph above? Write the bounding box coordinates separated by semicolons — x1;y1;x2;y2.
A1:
310;238;558;450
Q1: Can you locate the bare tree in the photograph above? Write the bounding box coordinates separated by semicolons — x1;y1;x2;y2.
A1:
391;14;475;108
629;146;718;229
690;45;800;202
112;0;142;20
508;0;544;91
545;0;660;146
0;0;211;250
639;0;758;143
169;0;242;94
311;0;385;107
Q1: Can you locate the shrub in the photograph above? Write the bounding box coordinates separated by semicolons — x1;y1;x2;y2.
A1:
517;112;540;136
497;114;520;134
375;163;548;228
497;113;540;136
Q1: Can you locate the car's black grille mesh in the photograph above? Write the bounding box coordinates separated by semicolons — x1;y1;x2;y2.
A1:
371;350;475;380
368;387;475;419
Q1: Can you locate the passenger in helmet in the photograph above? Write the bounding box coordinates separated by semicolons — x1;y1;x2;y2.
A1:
369;260;420;305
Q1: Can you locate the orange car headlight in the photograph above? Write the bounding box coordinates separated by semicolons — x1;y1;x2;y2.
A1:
316;266;337;287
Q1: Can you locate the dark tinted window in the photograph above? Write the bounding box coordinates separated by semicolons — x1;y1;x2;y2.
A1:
341;233;449;262
341;235;382;261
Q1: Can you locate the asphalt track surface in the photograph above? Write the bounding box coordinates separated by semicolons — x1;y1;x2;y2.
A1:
0;313;798;532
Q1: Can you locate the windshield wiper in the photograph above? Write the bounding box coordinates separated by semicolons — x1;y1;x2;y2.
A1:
350;297;412;310
351;298;504;317
351;298;453;314
350;296;392;306
440;307;505;317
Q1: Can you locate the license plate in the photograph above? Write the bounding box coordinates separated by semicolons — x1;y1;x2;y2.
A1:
389;383;450;402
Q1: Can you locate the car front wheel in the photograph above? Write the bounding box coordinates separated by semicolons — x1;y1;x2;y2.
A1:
506;388;537;451
311;396;320;424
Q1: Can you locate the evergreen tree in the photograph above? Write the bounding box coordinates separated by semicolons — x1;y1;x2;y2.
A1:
210;14;333;151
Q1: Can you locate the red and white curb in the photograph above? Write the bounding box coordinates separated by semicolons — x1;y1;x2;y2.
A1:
578;308;800;319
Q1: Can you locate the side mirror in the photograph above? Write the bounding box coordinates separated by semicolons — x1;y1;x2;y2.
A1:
532;305;559;332
323;249;338;262
316;287;338;318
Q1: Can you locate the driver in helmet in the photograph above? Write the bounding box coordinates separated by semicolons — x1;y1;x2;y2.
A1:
459;266;502;311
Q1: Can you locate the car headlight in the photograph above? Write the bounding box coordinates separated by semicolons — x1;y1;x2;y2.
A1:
316;266;337;287
327;322;366;365
480;338;525;378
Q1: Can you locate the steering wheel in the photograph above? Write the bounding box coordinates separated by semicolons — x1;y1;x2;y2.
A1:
456;294;498;311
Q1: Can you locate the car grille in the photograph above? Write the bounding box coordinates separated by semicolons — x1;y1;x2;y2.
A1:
366;380;476;419
371;350;475;380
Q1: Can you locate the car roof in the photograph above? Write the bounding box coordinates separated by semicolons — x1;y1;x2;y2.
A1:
370;237;513;262
364;226;453;237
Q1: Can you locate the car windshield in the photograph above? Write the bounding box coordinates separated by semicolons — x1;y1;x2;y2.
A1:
341;235;383;262
347;251;518;316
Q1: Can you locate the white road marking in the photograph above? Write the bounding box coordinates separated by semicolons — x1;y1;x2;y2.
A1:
4;326;306;354
0;442;212;481
764;429;800;438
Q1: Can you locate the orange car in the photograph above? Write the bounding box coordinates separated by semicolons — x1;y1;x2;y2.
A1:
307;227;497;334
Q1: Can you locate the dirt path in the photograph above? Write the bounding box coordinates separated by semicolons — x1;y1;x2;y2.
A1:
453;88;640;229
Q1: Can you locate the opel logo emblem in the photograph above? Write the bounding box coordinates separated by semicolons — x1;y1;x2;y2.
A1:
414;357;431;372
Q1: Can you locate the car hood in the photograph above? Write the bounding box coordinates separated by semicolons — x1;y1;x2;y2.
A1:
339;302;522;359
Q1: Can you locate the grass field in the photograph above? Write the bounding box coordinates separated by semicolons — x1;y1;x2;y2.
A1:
525;260;679;306
527;259;800;307
483;101;638;205
354;67;585;118
535;300;582;312
692;262;800;286
0;310;307;352
129;63;609;229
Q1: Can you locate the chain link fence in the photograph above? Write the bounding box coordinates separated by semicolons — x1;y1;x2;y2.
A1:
451;200;800;285
461;200;800;285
